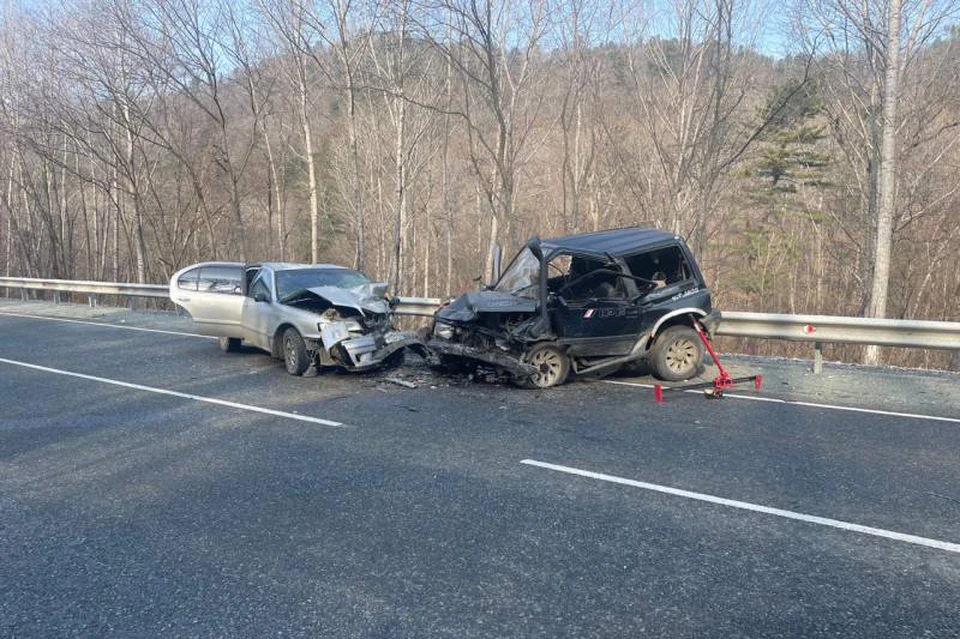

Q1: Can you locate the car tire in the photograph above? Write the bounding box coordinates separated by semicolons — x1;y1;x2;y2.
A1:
218;336;241;353
282;328;310;376
650;325;703;382
517;342;570;389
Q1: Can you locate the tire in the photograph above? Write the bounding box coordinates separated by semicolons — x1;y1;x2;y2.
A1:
650;325;703;382
218;336;241;353
282;328;310;376
517;342;570;389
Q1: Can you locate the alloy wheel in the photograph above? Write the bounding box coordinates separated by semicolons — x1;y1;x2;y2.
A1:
529;348;565;388
664;337;698;376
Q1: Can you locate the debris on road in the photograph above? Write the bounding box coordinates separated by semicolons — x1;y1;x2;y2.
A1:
385;377;417;389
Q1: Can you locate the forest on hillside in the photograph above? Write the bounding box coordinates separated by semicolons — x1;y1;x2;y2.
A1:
1;0;958;368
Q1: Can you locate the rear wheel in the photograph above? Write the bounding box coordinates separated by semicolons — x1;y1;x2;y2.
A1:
517;343;570;389
650;325;703;381
218;336;241;353
282;328;310;376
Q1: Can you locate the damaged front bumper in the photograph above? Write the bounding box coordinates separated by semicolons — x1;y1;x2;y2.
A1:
319;325;425;371
426;339;538;377
344;332;425;370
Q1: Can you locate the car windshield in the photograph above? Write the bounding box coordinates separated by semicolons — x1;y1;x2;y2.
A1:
276;268;370;300
494;247;540;298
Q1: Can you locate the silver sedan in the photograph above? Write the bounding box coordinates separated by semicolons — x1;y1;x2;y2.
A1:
169;262;422;375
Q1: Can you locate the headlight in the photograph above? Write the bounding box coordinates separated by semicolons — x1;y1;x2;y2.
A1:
318;318;364;333
434;323;454;339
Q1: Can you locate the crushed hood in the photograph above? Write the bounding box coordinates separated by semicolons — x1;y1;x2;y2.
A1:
436;290;537;323
302;283;390;315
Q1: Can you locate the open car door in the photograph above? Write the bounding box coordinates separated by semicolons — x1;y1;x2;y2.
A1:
169;262;245;337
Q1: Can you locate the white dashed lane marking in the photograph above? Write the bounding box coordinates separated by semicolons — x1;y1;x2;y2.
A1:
0;357;347;428
521;459;960;555
603;379;960;424
0;310;214;339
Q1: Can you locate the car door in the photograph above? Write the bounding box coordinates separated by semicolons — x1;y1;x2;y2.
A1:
169;262;245;337
241;268;276;351
548;253;642;356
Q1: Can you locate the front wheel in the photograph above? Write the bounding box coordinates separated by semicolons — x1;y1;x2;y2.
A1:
282;328;310;376
650;325;704;382
517;343;570;389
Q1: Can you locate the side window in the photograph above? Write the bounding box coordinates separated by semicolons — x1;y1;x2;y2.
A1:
198;265;242;294
547;253;625;300
177;267;200;291
625;247;692;290
249;273;272;300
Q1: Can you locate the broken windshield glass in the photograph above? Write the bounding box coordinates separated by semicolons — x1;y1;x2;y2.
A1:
276;268;370;301
494;247;540;298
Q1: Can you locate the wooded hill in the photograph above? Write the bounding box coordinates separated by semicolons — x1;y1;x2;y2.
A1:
1;0;957;369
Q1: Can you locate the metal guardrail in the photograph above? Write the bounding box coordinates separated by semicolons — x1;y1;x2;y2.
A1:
393;297;443;317
0;276;167;308
2;277;958;372
716;311;960;373
717;311;960;350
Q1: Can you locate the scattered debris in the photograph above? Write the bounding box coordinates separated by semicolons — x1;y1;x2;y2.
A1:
385;377;417;389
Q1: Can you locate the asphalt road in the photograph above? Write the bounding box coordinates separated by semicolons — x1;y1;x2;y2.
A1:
1;307;959;638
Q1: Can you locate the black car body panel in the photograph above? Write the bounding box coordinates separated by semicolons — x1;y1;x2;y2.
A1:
428;226;719;383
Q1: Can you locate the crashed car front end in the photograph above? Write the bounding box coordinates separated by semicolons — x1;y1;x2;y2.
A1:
279;284;422;371
427;228;721;388
427;279;547;379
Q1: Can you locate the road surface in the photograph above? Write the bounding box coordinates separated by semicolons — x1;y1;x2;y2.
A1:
1;302;958;637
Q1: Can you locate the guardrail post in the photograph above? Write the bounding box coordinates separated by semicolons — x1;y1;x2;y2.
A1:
129;296;138;311
88;294;97;308
813;341;823;375
53;291;61;304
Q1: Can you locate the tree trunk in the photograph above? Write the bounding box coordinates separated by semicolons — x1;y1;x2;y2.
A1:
3;162;12;277
391;102;406;292
864;0;902;366
303;104;319;263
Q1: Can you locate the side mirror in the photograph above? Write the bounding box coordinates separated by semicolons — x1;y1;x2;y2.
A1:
254;291;270;303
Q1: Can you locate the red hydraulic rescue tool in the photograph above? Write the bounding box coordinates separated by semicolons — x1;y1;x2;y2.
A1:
653;320;762;403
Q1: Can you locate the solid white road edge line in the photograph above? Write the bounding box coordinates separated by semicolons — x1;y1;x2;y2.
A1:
0;357;346;428
520;459;960;554
0;310;214;340
602;379;960;424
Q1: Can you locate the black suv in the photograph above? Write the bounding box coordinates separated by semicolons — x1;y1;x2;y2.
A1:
427;227;720;388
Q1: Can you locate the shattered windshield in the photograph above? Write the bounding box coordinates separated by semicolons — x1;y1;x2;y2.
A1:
494;247;540;298
277;268;370;301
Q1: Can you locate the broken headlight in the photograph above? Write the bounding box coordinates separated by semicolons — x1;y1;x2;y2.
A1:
434;323;455;340
317;317;364;333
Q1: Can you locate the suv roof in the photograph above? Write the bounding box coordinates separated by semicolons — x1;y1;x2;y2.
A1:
539;226;678;257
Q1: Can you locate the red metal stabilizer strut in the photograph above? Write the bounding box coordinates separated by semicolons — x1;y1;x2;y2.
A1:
654;320;762;403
